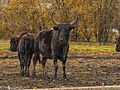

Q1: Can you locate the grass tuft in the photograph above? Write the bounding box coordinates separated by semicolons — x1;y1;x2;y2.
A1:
0;40;10;51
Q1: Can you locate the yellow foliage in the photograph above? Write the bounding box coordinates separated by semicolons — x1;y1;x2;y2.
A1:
0;0;119;42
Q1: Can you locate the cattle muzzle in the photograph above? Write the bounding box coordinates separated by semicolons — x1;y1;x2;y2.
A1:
10;45;17;52
10;48;17;52
59;39;66;45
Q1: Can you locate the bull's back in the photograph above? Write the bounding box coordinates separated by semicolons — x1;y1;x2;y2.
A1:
18;34;34;54
35;30;53;58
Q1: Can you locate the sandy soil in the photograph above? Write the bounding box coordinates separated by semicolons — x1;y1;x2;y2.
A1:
0;50;120;89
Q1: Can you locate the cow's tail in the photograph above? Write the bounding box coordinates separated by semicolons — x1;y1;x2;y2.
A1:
24;38;31;56
24;37;34;60
34;39;41;64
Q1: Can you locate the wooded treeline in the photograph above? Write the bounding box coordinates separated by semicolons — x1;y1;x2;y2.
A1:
0;0;120;43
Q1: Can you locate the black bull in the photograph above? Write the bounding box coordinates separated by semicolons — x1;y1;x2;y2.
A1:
115;36;120;52
10;33;34;77
33;11;78;78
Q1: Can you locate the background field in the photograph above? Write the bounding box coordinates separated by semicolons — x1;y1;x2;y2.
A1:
0;40;120;89
0;0;120;89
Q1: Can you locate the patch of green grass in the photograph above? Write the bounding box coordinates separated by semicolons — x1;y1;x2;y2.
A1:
0;40;10;51
69;42;118;57
0;40;116;52
69;42;116;52
0;40;116;55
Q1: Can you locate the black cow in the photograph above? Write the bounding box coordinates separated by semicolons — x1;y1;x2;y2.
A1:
32;10;78;79
115;36;120;52
10;32;34;76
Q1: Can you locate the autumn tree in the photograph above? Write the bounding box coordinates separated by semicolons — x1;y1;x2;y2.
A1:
0;0;119;43
0;0;43;38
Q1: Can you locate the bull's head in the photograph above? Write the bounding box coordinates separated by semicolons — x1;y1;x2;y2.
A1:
51;10;78;45
10;37;19;52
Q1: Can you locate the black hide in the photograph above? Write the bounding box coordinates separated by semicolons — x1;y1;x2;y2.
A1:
10;33;34;77
33;24;74;78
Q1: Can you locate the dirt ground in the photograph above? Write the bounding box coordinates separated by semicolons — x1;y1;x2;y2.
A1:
0;51;120;89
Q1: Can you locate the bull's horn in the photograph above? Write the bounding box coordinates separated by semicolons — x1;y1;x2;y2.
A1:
51;10;59;25
70;11;78;25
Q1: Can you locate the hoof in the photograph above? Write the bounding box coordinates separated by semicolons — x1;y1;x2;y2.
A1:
26;73;29;77
20;69;24;76
53;78;57;81
63;74;67;79
32;71;36;77
20;72;24;76
53;76;57;81
42;72;47;77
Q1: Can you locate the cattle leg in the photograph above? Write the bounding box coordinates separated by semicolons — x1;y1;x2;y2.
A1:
24;57;28;77
42;57;47;77
53;59;58;79
62;60;67;78
32;56;37;76
19;54;25;76
18;53;24;76
32;53;40;76
20;63;24;76
26;56;32;77
24;55;28;76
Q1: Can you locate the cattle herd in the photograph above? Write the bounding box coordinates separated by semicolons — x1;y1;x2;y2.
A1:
9;10;120;79
10;10;78;79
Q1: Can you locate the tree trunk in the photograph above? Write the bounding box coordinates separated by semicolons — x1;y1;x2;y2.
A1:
41;17;45;29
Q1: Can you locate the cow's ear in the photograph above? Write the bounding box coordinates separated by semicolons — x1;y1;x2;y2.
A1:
70;27;75;31
53;27;58;31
